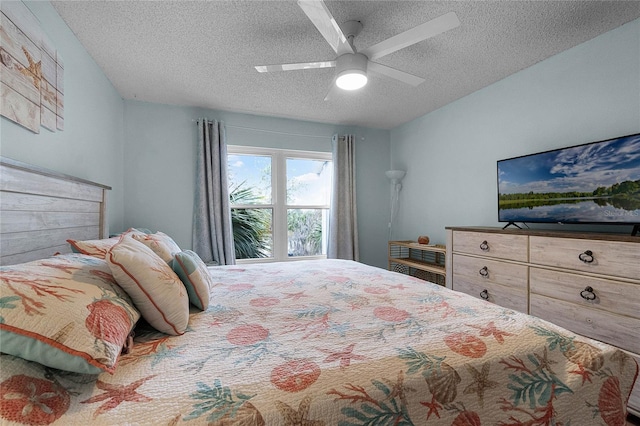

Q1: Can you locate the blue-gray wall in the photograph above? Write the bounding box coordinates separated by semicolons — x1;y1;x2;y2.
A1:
3;2;638;267
122;101;391;268
0;1;391;268
0;1;126;234
390;18;640;244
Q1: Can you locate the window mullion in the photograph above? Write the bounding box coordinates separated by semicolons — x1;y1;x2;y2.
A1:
231;204;275;209
273;152;288;261
286;205;330;210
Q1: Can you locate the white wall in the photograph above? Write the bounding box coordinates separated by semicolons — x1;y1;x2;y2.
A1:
0;1;126;233
390;18;640;244
122;100;391;268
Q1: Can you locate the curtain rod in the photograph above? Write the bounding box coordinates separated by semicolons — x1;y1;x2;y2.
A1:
193;119;330;140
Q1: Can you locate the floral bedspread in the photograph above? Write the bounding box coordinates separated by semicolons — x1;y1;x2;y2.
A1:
0;259;637;425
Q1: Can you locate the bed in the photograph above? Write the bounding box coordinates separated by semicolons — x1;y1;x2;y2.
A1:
0;157;637;425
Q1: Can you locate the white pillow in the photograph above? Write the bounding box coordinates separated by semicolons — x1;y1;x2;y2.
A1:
106;235;189;335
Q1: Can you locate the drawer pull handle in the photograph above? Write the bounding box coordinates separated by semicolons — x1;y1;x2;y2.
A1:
479;240;489;251
578;250;594;264
480;289;489;300
580;286;596;301
479;266;489;277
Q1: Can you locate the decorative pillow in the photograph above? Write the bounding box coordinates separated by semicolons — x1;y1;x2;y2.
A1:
67;228;146;259
171;250;213;310
106;235;189;335
67;236;120;258
0;254;140;374
131;232;181;263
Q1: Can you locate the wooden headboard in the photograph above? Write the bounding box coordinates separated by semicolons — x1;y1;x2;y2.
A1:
0;156;111;266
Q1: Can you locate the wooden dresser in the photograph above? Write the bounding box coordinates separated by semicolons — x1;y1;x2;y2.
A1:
445;226;640;416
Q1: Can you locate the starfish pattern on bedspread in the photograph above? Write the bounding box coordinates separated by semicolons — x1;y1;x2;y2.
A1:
469;321;515;344
320;343;367;369
80;375;157;418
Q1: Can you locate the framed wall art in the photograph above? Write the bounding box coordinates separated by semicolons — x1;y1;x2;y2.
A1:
1;1;64;133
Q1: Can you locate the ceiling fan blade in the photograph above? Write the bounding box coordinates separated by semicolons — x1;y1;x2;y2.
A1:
361;12;460;61
324;80;339;101
368;62;425;86
298;0;354;54
255;61;336;73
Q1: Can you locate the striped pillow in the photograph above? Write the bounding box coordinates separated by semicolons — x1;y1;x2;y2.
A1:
172;250;213;310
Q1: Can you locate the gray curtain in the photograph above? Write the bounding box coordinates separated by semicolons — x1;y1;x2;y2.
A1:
328;134;359;261
193;119;236;265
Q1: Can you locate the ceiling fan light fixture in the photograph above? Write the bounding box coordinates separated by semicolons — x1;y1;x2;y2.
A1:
335;53;368;91
336;70;367;90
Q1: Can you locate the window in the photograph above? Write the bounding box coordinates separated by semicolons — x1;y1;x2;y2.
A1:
228;146;332;262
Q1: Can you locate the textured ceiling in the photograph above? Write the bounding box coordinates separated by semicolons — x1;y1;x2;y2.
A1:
51;1;640;129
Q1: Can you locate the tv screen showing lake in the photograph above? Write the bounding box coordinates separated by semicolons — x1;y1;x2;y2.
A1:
498;133;640;224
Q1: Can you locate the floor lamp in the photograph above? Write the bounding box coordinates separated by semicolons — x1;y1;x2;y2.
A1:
386;170;406;240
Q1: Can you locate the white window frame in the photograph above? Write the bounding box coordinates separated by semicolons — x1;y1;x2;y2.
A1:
228;145;332;263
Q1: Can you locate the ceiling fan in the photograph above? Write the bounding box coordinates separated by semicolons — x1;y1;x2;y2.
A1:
255;0;460;98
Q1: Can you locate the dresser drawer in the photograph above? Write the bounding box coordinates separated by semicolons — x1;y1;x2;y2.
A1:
530;236;640;280
453;278;528;312
530;268;640;319
530;294;640;354
452;231;528;261
452;254;528;289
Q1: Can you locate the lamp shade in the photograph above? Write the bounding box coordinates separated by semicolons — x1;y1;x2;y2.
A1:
385;170;406;184
335;53;368;91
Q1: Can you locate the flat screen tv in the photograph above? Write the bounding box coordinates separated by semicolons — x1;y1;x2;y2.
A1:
497;132;640;230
